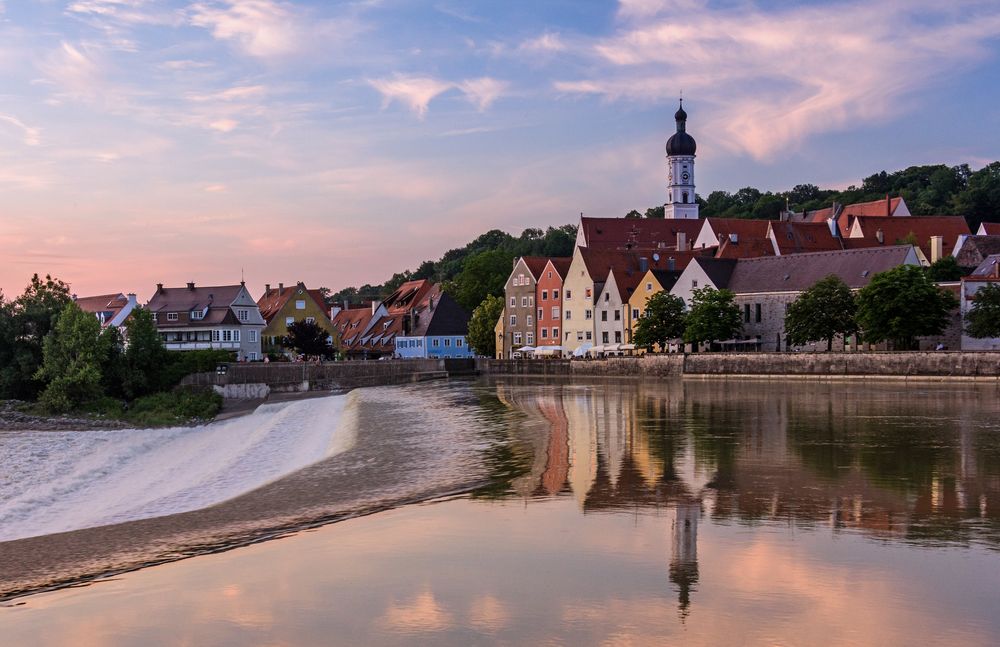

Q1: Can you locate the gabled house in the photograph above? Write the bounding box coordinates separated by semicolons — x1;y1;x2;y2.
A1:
627;269;683;350
146;282;265;360
394;290;472;358
343;279;437;359
693;218;770;251
977;223;1000;236
256;282;335;354
961;254;1000;351
953;235;1000;270
503;257;548;357
535;257;572;352
786;195;911;237
331;304;377;357
73;292;138;329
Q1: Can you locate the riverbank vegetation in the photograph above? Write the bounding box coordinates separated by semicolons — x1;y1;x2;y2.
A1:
0;274;226;425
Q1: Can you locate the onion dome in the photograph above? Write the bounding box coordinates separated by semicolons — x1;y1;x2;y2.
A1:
666;99;696;156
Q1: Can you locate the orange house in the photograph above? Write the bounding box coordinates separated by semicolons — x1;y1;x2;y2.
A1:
535;257;572;353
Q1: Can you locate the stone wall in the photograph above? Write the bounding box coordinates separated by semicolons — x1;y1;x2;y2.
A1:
479;352;1000;379
181;359;449;399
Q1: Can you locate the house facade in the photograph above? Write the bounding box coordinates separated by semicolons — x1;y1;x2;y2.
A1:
535;258;571;352
627;269;682;351
394;290;472;358
256;282;335;353
146;282;265;360
503;257;547;357
961;254;1000;351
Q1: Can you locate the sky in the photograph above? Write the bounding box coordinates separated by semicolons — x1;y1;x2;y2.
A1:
1;0;1000;298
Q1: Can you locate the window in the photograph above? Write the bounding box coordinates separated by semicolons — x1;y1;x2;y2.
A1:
541;290;548;301
552;327;559;338
547;271;552;279
286;316;295;325
585;309;592;320
526;333;534;345
191;310;203;320
541;328;548;338
586;331;592;340
457;339;463;347
527;315;533;327
433;339;440;347
212;330;220;342
647;283;653;291
233;330;240;342
152;313;158;322
248;352;257;361
565;310;572;320
632;308;640;320
692;280;698;289
601;311;607;322
538;308;543;320
529;296;534;306
614;310;621;321
295;300;305;310
604;292;609;302
249;330;258;342
755;303;762;323
306;316;316;324
518;274;525;285
585;288;592;299
551;307;560;320
577;331;583;341
602;332;609;343
222;330;232;342
744;304;751;323
513;332;522;345
522;296;528;307
510;314;517;326
444;338;451;347
565;290;572;299
383;321;390;330
615;331;622;343
510;296;516;307
167;312;178;321
238;309;248;322
553;289;559;300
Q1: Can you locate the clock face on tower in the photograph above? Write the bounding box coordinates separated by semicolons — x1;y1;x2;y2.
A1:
682;171;690;182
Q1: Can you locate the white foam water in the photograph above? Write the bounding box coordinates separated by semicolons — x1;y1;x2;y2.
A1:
0;393;358;542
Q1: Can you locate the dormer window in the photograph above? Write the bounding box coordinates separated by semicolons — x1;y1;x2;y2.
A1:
237;309;248;322
383;321;390;330
167;312;179;321
191;310;204;320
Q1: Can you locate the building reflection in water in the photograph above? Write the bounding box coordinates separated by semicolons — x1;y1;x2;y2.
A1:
490;377;1000;617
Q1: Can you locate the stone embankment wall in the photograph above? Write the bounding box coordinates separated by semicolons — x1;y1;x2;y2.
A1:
477;352;1000;380
182;359;454;399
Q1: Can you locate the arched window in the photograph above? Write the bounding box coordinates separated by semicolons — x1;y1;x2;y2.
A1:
668;191;672;202
682;191;689;203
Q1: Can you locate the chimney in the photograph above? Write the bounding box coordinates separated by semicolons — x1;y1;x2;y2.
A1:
876;228;884;244
330;305;342;319
930;235;943;263
187;281;195;290
639;257;648;273
278;282;284;294
157;283;164;293
886;194;891;217
126;293;137;307
677;231;686;251
265;283;271;293
371;301;377;315
72;293;78;301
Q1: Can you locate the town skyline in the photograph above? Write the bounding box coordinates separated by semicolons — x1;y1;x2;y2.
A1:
3;0;1000;296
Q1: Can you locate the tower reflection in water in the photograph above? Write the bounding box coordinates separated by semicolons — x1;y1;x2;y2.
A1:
490;378;1000;617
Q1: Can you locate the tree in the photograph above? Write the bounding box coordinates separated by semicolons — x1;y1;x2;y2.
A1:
633;292;687;351
625;209;642;219
452;249;511;312
683;287;742;349
856;265;958;350
965;283;1000;339
283;320;333;358
467;294;505;357
36;302;108;412
926;256;966;282
644;206;665;219
120;308;170;398
0;274;72;400
784;275;857;351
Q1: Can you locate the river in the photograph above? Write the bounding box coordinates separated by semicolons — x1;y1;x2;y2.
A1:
1;377;999;645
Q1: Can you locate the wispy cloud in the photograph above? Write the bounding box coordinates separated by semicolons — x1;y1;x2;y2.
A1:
368;75;454;118
0;114;40;146
519;32;568;54
459;77;508;111
555;0;1000;159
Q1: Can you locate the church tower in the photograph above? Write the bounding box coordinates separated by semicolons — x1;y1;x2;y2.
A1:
664;99;699;220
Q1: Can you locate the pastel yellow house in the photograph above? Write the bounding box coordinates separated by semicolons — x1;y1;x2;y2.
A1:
494;313;504;359
256;282;336;353
627;269;683;352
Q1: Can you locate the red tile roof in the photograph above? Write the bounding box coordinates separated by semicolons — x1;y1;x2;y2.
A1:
849;216;971;260
703;218;771;245
769;221;843;255
546;257;573;280
519;256;551;280
74;293;127;315
579;217;703;250
980;222;1000;235
715;236;776;259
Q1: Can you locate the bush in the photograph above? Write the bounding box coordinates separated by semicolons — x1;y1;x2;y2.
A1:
158;350;236;389
122;389;223;427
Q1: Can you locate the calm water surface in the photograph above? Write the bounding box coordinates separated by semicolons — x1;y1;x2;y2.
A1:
2;377;1000;646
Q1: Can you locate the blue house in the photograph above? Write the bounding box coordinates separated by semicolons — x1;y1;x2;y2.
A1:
395;289;473;358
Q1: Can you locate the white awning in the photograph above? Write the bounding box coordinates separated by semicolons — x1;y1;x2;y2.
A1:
620;344;637;350
605;344;621;351
587;345;605;354
516;345;537;353
572;343;593;357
